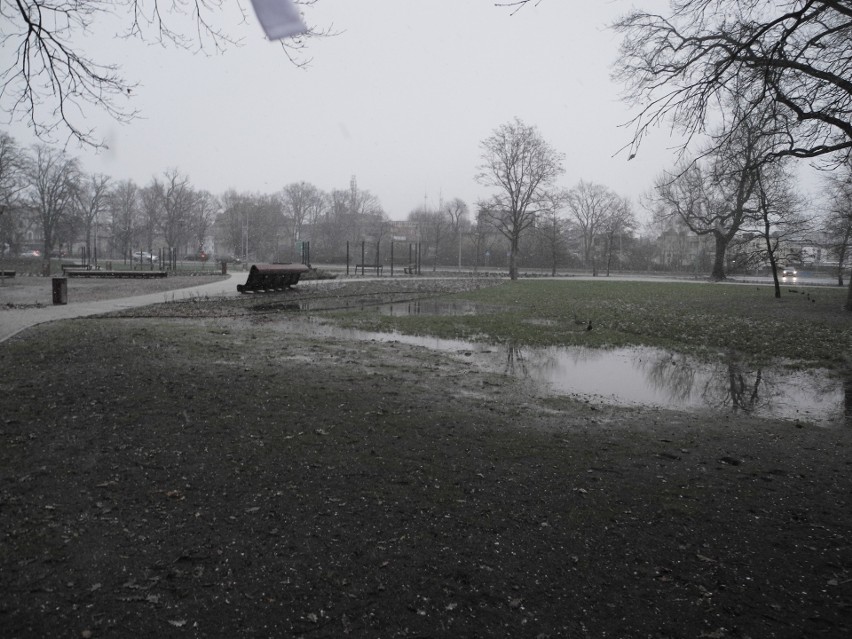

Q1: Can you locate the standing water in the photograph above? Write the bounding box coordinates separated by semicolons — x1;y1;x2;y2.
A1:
296;318;848;427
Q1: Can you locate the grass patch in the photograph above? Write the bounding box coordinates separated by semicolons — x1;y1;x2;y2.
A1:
327;280;851;369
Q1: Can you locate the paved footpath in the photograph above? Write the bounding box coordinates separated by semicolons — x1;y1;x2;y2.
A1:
0;274;240;344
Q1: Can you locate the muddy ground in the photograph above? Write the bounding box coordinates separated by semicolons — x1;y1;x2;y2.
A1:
1;276;850;638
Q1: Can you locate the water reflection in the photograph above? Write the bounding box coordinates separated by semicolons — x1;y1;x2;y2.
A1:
377;299;483;317
515;344;846;425
710;357;765;413
643;351;769;413
644;354;696;403
504;343;528;376
269;318;848;426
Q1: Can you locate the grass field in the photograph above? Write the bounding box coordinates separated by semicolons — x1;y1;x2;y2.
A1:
326;279;852;369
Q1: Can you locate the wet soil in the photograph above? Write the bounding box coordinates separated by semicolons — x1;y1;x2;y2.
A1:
1;278;850;638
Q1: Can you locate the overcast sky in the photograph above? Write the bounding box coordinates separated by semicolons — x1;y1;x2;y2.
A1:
9;0;690;221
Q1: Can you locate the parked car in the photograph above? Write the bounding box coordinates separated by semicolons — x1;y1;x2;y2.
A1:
781;266;797;277
134;251;158;263
19;249;41;257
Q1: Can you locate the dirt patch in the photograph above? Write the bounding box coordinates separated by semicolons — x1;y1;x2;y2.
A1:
1;279;850;638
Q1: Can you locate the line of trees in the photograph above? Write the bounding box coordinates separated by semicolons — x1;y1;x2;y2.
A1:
0;127;641;273
0;135;220;264
2;124;849;281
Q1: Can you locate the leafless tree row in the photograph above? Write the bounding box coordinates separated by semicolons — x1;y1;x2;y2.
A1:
0;134;217;262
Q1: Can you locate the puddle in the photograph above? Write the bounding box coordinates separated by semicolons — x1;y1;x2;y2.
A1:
376;299;484;317
291;319;849;426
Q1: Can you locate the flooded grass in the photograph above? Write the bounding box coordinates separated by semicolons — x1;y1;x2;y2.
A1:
289;319;849;426
307;279;851;424
328;279;851;370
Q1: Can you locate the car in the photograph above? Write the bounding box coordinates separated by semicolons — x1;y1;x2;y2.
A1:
19;249;41;257
134;251;158;262
781;266;797;277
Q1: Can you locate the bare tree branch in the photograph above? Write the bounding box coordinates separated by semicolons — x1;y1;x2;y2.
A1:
0;1;328;147
612;0;852;164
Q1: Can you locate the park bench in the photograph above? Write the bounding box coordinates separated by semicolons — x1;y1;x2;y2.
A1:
0;270;15;278
65;269;168;278
237;263;310;293
354;263;383;275
403;264;417;274
61;263;88;273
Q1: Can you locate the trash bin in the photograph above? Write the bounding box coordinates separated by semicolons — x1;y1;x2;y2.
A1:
52;277;67;305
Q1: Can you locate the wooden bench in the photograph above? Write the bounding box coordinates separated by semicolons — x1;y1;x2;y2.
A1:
354;264;383;275
237;263;310;293
0;270;15;278
65;270;168;279
61;263;88;273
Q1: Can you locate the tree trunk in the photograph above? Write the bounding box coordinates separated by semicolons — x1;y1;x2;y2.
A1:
605;236;613;277
764;239;780;299
845;274;852;311
509;238;518;280
710;234;728;281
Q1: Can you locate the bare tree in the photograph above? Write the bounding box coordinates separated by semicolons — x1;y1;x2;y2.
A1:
24;144;80;263
754;160;807;297
613;1;852;163
0;132;25;257
654;117;767;280
535;193;570;276
471;208;501;272
1;1;327;147
159;169;194;253
139;179;163;256
821;163;852;308
443;197;469;271
216;190;284;262
347;176;388;248
107;179;140;259
600;195;637;276
0;133;24;214
74;173;111;264
316;188;354;260
408;207;450;272
190;190;219;258
218;189;247;259
565;181;622;276
476;118;564;280
281;181;324;245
